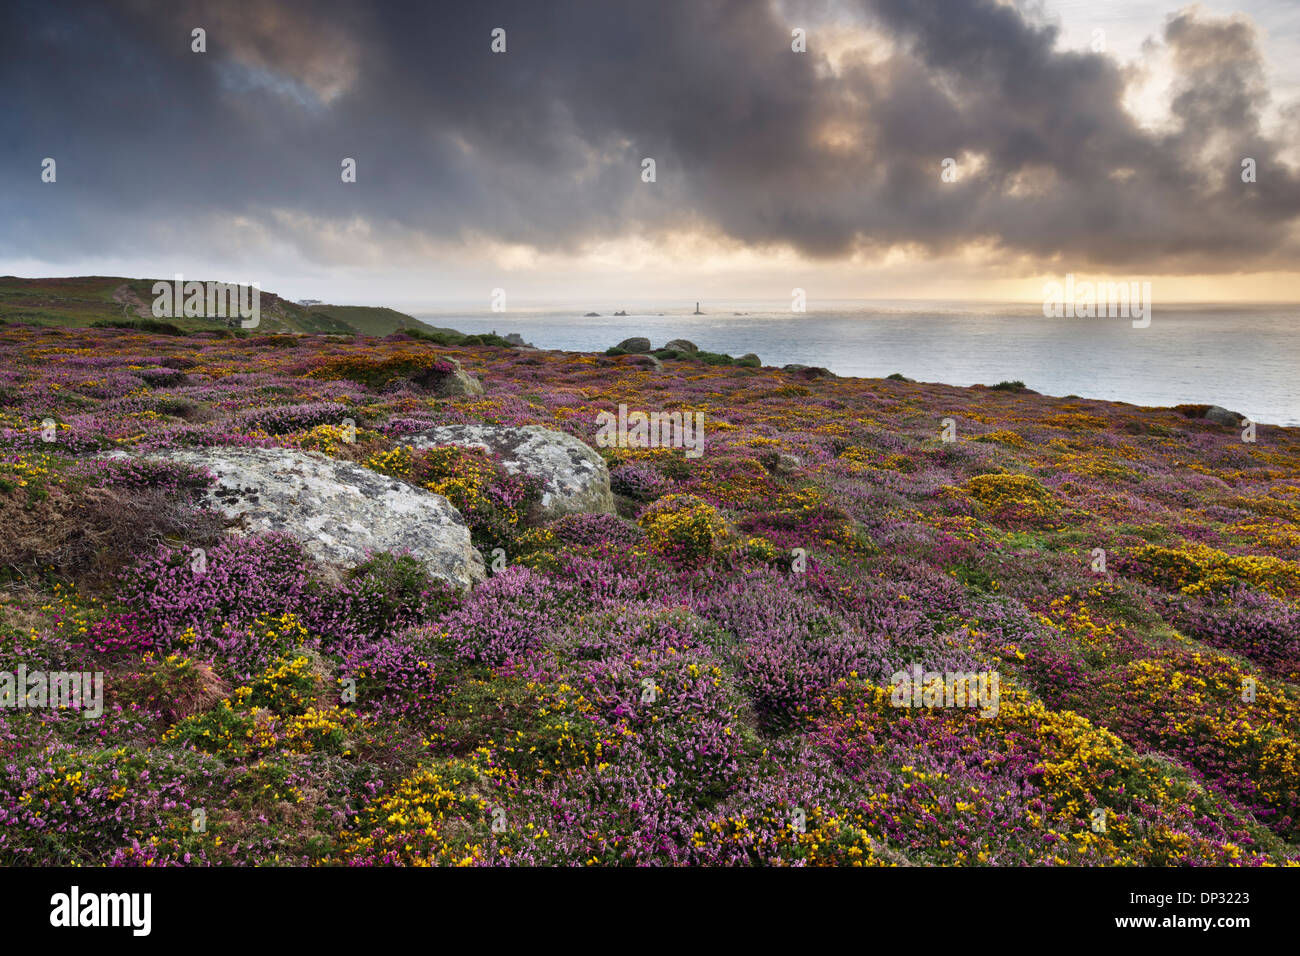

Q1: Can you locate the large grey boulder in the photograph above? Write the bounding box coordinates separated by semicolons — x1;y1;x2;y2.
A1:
401;424;614;520
614;337;652;353
104;446;484;589
783;364;836;380
663;339;698;353
1202;405;1244;427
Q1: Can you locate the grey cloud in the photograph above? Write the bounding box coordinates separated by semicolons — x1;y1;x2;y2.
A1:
1;0;1297;273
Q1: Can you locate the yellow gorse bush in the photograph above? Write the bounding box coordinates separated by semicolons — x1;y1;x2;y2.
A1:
335;762;489;866
1132;543;1300;597
364;445;415;480
962;472;1058;525
638;494;729;563
973;430;1030;448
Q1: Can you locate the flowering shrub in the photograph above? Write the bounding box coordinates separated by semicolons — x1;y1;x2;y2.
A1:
114;653;228;723
333;762;490;866
546;513;643;555
424;566;576;665
72;455;212;496
236;401;352;435
366;444;539;550
121;534;316;651
1169;587;1300;681
696;568;883;726
1079;652;1300;841
962;472;1057;526
429;675;622;781
637;494;729;565
309;352;456;391
338;636;441;721
809;680;1271;865
610;461;671;501
1129;543;1300;597
285;422;385;456
325;552;457;643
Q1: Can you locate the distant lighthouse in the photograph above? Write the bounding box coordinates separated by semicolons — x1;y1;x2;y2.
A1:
693;301;703;315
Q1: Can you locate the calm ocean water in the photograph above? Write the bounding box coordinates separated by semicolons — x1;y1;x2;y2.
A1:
410;301;1300;427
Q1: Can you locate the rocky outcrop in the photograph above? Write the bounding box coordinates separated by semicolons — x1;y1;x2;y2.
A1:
737;353;761;368
400;424;614;520
103;447;484;588
783;364;836;380
663;339;698;353
1176;404;1248;428
1203;405;1244;427
614;337;652;353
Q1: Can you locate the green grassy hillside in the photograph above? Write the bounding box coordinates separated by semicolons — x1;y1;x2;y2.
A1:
0;276;426;337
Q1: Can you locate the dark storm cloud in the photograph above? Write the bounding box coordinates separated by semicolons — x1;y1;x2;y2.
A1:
2;0;1298;272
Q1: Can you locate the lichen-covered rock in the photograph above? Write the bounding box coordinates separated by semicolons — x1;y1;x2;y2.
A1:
614;337;652;353
774;452;802;475
663;338;698;353
401;424;614;520
104;446;484;588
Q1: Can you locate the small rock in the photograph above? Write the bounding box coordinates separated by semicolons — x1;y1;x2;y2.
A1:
775;453;801;475
759;450;802;475
435;357;485;397
628;353;662;371
736;353;761;368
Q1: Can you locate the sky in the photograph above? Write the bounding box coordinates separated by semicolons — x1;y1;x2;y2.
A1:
2;0;1299;306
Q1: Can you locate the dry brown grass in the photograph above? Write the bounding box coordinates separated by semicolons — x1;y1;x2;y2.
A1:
0;484;223;587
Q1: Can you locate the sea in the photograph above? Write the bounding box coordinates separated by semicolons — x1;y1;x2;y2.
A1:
407;301;1300;427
